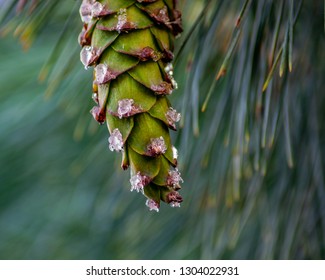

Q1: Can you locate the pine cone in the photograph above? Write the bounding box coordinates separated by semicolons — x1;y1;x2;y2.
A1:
79;0;183;211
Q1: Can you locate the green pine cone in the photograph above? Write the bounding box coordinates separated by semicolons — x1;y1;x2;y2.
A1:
79;0;183;211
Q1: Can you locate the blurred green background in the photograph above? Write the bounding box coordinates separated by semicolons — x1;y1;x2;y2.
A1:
0;0;324;259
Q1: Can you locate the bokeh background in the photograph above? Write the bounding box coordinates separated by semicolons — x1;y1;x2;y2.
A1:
0;0;324;259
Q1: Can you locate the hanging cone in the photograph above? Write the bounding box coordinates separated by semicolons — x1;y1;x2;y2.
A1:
79;0;183;212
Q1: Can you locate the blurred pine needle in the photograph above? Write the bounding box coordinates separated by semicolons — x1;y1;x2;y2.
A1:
0;0;324;259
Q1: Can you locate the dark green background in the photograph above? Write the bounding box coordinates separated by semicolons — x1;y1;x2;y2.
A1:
0;0;324;259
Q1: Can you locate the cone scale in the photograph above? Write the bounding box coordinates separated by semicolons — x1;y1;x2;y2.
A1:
79;0;183;211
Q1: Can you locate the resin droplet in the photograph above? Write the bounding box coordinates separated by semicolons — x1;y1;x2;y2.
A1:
151;82;173;95
130;172;148;193
117;99;134;118
116;8;127;32
156;6;169;24
108;128;123;152
91;1;104;17
165;63;178;89
139;47;160;61
166;107;181;127
95;64;108;84
167;168;183;186
166;191;183;208
170;202;180;207
146;199;159;212
147;136;167;156
165;63;173;74
80;0;94;23
91;106;106;124
92;92;99;104
80;0;104;23
172;146;178;160
80;46;97;69
171;79;178;89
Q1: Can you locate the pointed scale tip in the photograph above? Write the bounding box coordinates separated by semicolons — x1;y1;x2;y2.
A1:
146;199;159;212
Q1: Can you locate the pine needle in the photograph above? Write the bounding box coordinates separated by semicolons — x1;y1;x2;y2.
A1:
216;29;241;81
288;0;294;72
269;0;284;66
262;47;283;92
279;28;288;77
235;0;252;28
